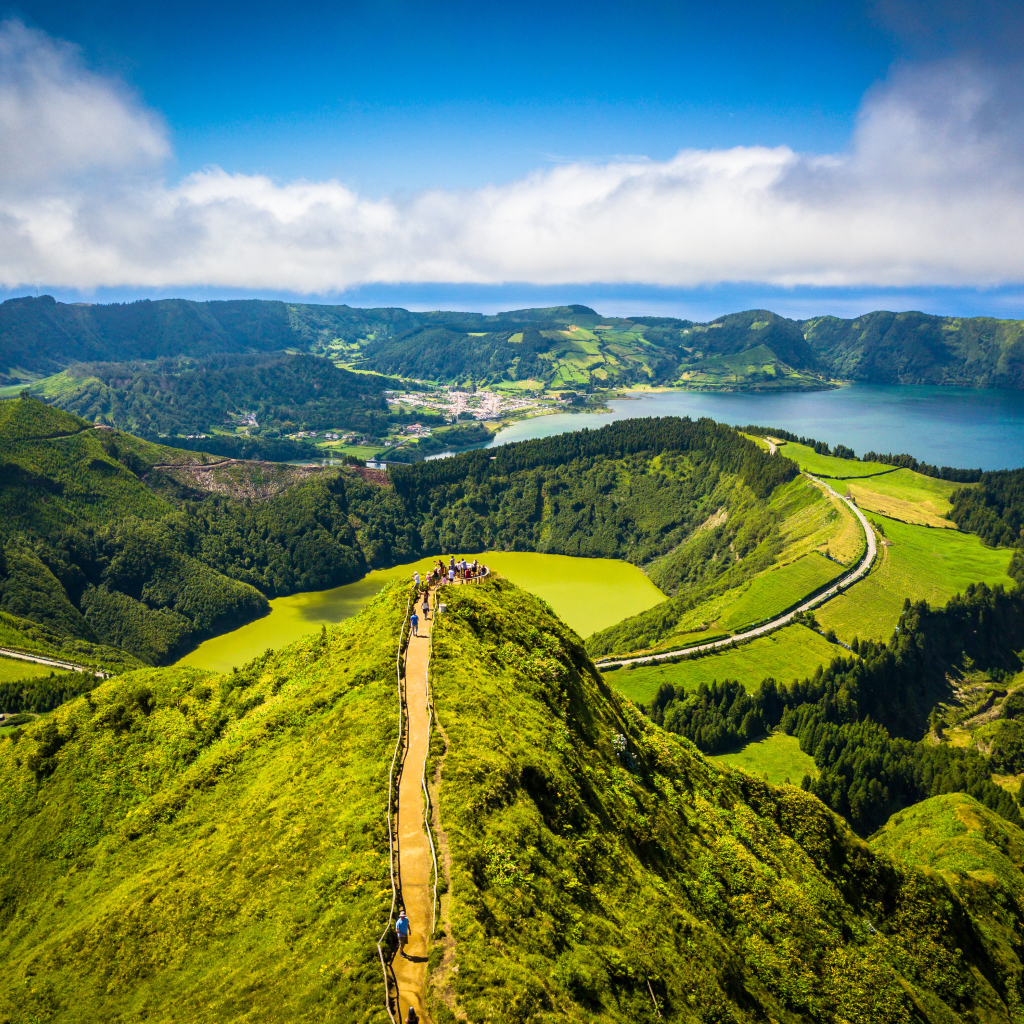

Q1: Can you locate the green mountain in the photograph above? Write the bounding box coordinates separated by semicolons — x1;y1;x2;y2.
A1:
0;404;812;665
0;396;411;663
5;295;1024;391
25;352;409;441
4;578;1024;1021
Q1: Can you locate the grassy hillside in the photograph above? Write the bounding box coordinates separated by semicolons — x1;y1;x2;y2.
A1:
7;575;1024;1020
870;793;1024;983
428;577;1024;1021
7;295;1024;390
604;623;842;702
585;474;857;657
18;352;409;443
0;584;407;1024
816;512;1014;643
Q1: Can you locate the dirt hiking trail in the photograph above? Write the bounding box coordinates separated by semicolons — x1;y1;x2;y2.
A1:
394;602;433;1019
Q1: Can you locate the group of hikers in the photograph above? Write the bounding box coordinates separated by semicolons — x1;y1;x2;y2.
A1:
409;556;487;636
414;555;484;589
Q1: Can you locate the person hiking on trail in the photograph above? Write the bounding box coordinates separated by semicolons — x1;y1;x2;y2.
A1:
396;910;411;957
421;593;430;620
410;611;419;636
413;570;420;588
449;555;455;570
448;567;455;585
472;558;478;573
405;1007;419;1024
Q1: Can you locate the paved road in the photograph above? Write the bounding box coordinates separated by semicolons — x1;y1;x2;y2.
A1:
0;646;107;677
597;475;878;670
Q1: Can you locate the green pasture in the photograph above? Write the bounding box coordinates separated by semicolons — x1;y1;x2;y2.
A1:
665;551;843;645
717;553;842;630
822;467;961;529
0;657;53;683
816;513;1015;643
317;443;381;458
604;624;844;703
712;733;818;786
778;442;895;478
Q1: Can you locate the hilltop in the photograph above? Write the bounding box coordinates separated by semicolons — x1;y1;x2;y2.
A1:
4;577;1024;1021
0;402;826;666
3;296;1024;392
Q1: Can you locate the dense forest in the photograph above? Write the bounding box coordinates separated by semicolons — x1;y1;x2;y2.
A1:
5;295;1024;389
0;397;416;662
0;400;794;664
45;352;412;439
644;583;1024;834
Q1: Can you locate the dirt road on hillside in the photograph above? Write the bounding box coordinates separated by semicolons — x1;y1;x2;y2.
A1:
598;474;878;669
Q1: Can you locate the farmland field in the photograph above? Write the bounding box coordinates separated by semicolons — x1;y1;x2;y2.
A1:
0;657;54;683
776;441;896;478
821;467;962;529
714;552;843;630
712;733;818;786
604;624;844;703
816;513;1014;643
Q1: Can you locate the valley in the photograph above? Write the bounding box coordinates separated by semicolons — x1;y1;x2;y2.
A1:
2;301;1024;1020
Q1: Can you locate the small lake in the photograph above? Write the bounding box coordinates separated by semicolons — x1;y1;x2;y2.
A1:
486;386;1024;470
177;552;665;675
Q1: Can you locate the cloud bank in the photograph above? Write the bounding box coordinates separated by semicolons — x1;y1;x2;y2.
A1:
1;19;1023;293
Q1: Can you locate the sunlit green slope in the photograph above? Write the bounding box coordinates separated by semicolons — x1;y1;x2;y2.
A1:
0;588;407;1023
5;578;1024;1020
429;578;1024;1022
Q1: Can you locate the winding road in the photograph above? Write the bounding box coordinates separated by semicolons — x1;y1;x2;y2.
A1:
0;646;107;677
596;474;878;670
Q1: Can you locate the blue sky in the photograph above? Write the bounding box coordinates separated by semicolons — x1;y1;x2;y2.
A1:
7;0;895;191
0;0;1022;319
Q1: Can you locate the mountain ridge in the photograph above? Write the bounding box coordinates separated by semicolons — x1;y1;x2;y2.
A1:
4;295;1024;389
6;578;1024;1021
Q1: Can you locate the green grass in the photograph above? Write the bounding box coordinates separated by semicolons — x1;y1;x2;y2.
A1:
427;577;1024;1021
870;793;1024;898
711;733;818;786
0;657;55;683
816;513;1015;643
821;468;961;529
5;575;1024;1020
0;584;406;1022
604;624;844;702
715;552;842;630
779;441;895;478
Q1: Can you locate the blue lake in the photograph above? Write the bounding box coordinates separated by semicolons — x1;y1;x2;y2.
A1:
484;385;1024;470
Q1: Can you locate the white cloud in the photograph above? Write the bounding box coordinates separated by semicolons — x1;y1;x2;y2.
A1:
1;19;1023;292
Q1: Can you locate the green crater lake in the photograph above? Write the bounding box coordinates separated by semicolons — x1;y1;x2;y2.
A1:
177;552;665;675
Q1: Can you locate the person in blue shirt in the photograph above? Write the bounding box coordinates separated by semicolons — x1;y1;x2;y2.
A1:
396;910;411;958
410;611;419;636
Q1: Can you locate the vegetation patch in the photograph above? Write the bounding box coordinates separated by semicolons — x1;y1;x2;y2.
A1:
816;513;1014;643
711;732;818;786
823;467;961;528
604;624;842;702
0;584;407;1023
428;576;1024;1021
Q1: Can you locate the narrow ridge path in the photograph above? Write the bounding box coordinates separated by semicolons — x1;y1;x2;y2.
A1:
393;596;433;1020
